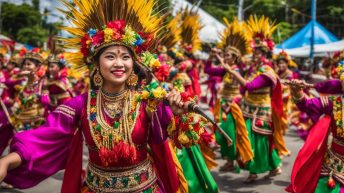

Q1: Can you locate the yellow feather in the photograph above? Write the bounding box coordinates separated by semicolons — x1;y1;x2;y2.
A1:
58;0;164;69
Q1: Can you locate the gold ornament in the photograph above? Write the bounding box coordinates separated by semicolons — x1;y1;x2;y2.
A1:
126;73;138;86
93;68;103;87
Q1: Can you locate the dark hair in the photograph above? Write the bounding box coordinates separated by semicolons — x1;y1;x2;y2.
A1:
91;46;152;90
51;61;65;69
22;58;41;67
277;58;288;64
166;50;183;64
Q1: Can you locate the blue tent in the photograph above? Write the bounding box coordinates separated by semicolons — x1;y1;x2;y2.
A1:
276;20;339;49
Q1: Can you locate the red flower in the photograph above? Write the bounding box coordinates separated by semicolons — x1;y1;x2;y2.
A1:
81;34;90;46
107;20;126;33
81;46;89;57
112;29;122;40
266;39;274;51
154;64;170;81
138;32;152;42
135;44;148;54
92;31;104;46
32;47;40;53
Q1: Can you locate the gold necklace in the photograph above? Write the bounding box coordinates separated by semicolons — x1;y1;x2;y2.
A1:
88;89;141;150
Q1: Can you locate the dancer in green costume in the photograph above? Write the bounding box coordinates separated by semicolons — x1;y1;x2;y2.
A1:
205;18;253;172
218;15;289;183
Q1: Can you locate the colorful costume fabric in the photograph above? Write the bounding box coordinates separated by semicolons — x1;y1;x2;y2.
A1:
240;65;288;173
287;94;344;193
4;92;181;193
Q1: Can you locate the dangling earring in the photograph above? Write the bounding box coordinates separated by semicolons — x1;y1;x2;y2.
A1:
126;72;138;86
93;68;103;87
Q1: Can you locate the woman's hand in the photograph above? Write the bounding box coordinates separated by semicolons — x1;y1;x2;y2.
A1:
0;152;22;183
0;160;8;183
288;79;306;99
166;90;189;116
216;53;235;74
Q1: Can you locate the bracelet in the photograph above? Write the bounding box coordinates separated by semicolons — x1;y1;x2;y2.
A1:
291;93;305;103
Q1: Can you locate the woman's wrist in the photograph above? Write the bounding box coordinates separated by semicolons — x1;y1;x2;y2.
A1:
292;92;305;103
1;152;22;171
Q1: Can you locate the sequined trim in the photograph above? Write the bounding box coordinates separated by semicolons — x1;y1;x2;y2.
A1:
54;105;76;119
86;159;157;193
320;97;329;109
241;101;271;122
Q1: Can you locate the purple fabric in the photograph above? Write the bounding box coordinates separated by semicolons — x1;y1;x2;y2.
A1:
204;60;226;76
241;74;273;94
149;102;171;144
4;94;85;189
204;60;224;108
314;79;342;94
0;107;13;155
296;97;332;123
40;93;50;106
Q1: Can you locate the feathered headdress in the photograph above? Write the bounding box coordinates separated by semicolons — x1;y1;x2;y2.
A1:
59;0;164;73
22;48;45;64
218;18;250;58
179;7;202;54
245;15;277;52
275;51;297;68
159;13;182;50
47;53;67;67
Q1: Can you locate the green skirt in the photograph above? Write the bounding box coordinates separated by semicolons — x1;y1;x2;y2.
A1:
216;110;236;160
315;177;340;193
177;145;218;193
244;118;281;174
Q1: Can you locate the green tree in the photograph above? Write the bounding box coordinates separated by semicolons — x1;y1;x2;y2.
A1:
1;2;41;39
0;2;62;47
17;25;49;47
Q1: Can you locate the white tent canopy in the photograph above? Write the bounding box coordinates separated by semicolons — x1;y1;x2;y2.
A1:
274;39;344;57
171;0;225;43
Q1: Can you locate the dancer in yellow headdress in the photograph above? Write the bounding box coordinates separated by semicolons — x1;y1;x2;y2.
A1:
209;18;253;172
217;15;289;182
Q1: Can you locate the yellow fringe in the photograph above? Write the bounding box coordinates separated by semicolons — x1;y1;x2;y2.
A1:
272;109;290;156
199;142;218;170
168;142;189;193
230;102;254;164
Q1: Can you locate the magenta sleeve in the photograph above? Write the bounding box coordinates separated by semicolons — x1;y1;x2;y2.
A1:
243;74;273;92
314;79;342;94
149;102;171;144
4;94;85;189
204;60;226;76
296;97;332;123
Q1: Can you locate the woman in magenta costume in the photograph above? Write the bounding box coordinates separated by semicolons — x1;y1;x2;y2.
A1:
219;15;289;182
43;54;73;112
286;66;344;193
0;51;47;155
0;0;205;192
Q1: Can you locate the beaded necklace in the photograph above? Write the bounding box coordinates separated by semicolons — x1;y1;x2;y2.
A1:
88;89;141;165
330;96;344;138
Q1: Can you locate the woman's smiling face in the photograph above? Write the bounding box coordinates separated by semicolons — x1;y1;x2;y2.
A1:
98;45;134;87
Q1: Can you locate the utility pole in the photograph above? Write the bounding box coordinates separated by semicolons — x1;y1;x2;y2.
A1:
238;0;244;22
310;0;316;67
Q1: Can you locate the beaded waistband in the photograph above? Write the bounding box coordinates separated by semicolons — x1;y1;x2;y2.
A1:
86;159;157;193
321;148;344;185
